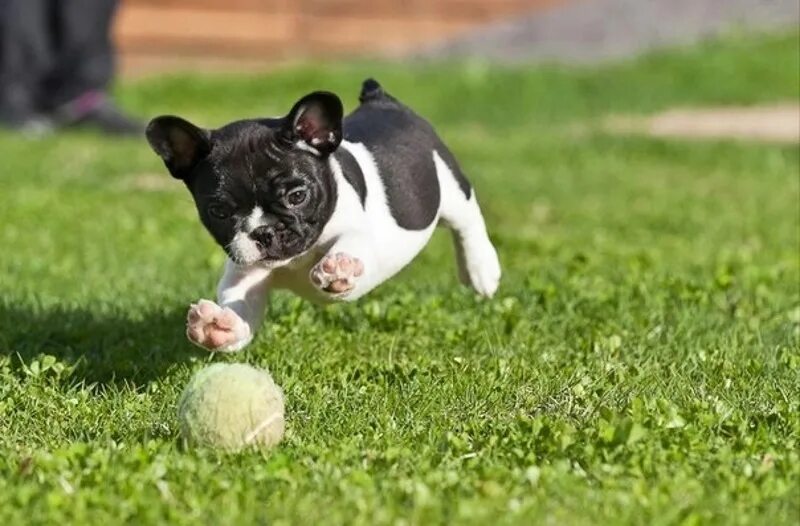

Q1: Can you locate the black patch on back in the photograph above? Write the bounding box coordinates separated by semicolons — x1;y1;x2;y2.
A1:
343;79;471;230
333;147;367;207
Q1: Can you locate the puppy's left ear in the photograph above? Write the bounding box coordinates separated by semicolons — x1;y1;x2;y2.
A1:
282;91;343;156
145;115;211;180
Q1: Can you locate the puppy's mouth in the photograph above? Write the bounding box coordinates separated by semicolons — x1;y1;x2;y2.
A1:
246;254;295;269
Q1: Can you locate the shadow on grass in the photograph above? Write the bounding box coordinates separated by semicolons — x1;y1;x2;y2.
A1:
0;301;198;386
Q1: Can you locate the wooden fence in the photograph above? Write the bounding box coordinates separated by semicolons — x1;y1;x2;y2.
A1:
114;0;559;74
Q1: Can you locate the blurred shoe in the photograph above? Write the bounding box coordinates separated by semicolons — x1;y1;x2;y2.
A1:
0;110;54;136
0;86;54;136
52;90;144;136
4;116;55;137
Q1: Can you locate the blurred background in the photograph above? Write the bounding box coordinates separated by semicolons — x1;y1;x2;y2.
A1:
113;0;798;75
114;0;559;75
2;0;797;136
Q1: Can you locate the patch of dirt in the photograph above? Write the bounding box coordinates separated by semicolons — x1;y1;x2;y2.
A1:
604;104;800;143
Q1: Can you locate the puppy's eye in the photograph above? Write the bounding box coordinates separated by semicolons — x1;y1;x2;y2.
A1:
208;203;232;219
285;187;308;207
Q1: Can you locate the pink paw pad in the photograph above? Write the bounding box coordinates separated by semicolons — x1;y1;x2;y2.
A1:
186;300;246;351
311;252;364;294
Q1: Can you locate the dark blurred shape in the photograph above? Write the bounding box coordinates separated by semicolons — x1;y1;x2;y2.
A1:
0;0;143;135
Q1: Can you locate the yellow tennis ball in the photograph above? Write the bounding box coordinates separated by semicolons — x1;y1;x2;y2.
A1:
178;363;285;451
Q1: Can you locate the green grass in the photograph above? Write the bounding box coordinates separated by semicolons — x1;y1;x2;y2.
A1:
1;30;798;525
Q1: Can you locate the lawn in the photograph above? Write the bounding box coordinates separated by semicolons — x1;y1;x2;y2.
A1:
0;31;798;525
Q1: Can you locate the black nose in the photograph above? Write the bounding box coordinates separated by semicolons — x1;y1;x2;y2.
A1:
251;226;274;250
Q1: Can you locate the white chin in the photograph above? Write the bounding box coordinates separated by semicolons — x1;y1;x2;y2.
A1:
229;232;264;265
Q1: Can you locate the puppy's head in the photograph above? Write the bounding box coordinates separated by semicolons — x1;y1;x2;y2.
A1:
146;92;343;266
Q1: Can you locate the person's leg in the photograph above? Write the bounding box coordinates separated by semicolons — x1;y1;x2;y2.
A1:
0;0;55;131
44;0;142;134
43;0;117;107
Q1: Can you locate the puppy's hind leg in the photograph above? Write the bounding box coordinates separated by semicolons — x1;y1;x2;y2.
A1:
434;151;501;297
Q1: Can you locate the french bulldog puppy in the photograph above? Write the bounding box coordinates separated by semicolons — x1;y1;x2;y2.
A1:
146;79;500;352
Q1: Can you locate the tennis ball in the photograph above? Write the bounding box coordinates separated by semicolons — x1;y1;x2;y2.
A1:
178;363;285;451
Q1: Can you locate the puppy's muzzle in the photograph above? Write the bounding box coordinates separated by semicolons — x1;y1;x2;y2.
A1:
251;226;275;253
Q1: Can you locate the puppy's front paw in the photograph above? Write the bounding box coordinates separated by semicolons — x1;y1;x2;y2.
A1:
186;299;251;352
310;252;364;294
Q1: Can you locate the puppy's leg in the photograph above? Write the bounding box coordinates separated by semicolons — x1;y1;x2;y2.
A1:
442;196;501;297
435;153;501;297
309;234;376;300
186;260;270;352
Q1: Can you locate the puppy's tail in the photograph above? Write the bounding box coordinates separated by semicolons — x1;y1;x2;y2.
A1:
358;78;397;105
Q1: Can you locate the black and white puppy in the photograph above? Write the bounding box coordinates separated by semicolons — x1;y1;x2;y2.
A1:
146;79;501;352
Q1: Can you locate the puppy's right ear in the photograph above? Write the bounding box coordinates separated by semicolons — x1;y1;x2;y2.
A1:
145;116;211;179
